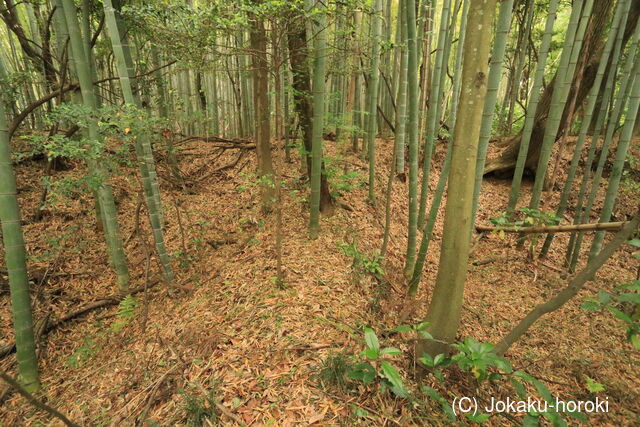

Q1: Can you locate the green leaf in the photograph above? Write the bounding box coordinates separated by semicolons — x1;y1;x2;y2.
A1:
606;306;634;323
364;328;380;352
531;378;553;402
488;372;502;381
580;301;601;311
513;370;535;383
617;293;640;304
347;363;376;385
418;330;434;340
394;325;412;333
522;413;540;427
433;353;445;366
565;408;588;422
630;334;640;350
510;378;527;398
419;353;434;366
541;410;567;427
364;348;380;360
487;354;513;373
465;413;491;423
415;321;430;331
350;404;369;418
620;280;640;291
584;375;605;393
380;347;402;356
627;238;640;247
422;386;456;420
597;291;612;304
379;361;407;397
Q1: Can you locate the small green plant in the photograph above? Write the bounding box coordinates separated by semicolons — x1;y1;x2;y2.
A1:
450;338;513;381
318;352;353;391
584;375;606;393
325;154;364;197
490;208;561;257
181;385;218;427
332;170;364;197
316;327;408;398
347;328;407;398
65;338;98;368
339;241;384;282
580;280;640;350
417;337;585;425
173;249;195;268
111;295;139;332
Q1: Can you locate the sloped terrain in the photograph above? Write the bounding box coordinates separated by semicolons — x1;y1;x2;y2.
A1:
1;135;638;425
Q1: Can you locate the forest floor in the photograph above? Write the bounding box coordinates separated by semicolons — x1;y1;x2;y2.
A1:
1;133;639;426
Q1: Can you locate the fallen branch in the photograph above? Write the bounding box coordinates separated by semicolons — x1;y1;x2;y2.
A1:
494;212;640;355
176;134;254;147
0;279;162;359
472;255;521;266
476;221;626;234
0;370;79;427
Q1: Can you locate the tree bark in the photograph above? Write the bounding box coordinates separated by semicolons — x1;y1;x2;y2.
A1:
476;220;625;234
286;14;333;212
249;11;276;213
484;0;640;177
418;0;497;359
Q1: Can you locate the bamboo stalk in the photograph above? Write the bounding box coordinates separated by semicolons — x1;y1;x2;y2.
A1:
476;221;626;234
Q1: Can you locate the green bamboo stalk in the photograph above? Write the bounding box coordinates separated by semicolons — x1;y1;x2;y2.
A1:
502;0;534;135
588;57;640;261
448;0;469;126
540;0;628;257
103;0;174;282
528;0;592;210
568;16;639;270
60;0;130;291
506;0;560;215
380;0;393;132
351;10;363;152
417;0;452;228
407;140;453;296
565;15;629;268
403;0;420;278
308;0;327;239
394;0;408;174
470;0;514;226
419;0;496;357
417;0;435;136
366;0;383;204
106;2;164;227
408;0;471;294
0;80;40;393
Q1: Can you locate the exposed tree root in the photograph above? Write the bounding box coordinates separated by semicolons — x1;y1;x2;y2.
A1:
0;279;163;360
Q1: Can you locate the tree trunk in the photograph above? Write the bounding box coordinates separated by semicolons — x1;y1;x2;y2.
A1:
0;80;40;393
418;0;496;359
484;0;640;178
286;13;333;212
249;11;276;213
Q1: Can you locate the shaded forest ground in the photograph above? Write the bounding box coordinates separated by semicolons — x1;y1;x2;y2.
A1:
0;133;639;425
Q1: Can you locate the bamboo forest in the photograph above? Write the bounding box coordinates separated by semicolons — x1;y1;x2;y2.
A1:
1;0;640;424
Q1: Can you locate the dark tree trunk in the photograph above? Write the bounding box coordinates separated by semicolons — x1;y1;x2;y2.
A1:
484;0;640;178
286;16;333;212
1;0;57;88
195;71;207;112
249;11;275;212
